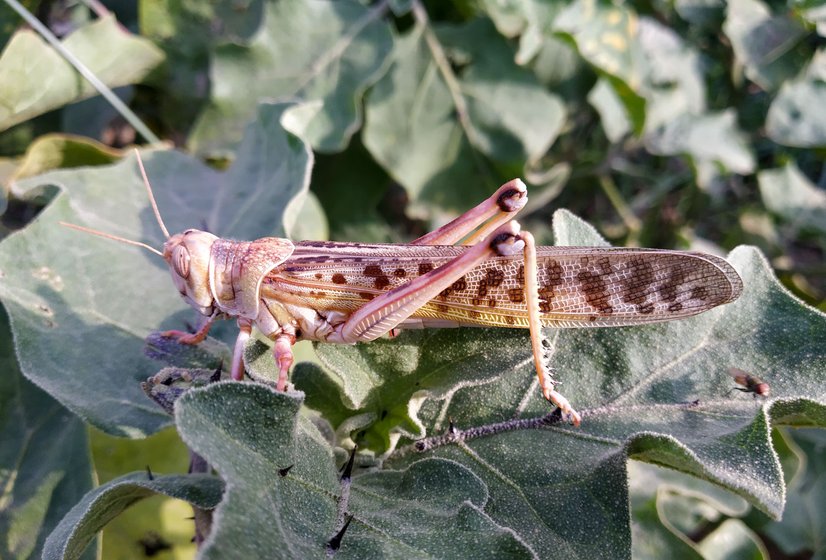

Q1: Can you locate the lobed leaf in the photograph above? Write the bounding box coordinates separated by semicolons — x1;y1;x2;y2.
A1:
766;50;826;148
758;161;826;234
723;0;809;91
42;472;223;560
0;307;94;560
175;382;532;559
189;0;393;155
0;102;312;435
0;16;164;131
284;210;826;557
363;19;565;212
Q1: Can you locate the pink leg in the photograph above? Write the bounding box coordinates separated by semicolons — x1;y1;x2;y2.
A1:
230;319;252;381
520;232;581;426
411;179;527;246
273;333;295;391
330;221;526;343
161;314;216;345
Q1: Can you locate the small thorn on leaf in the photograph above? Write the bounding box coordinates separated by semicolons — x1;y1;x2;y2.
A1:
210;361;223;383
447;417;456;435
340;446;357;481
326;515;354;553
278;465;294;477
146;465;154;480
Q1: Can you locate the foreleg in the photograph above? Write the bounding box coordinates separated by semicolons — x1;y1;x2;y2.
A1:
161;313;217;344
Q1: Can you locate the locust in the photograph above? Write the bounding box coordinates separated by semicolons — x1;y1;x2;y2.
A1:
63;151;744;426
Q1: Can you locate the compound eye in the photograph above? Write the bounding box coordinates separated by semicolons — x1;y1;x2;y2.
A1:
172;245;191;279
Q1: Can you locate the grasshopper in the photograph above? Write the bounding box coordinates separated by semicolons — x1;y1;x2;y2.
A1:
64;151;744;426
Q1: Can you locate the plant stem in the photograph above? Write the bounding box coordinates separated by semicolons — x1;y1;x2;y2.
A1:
598;173;642;239
411;0;480;149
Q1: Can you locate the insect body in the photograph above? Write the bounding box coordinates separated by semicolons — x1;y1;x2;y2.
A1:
727;368;770;397
64;152;744;427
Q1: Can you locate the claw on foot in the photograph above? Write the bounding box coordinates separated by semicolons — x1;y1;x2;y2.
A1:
160;329;201;344
542;385;582;427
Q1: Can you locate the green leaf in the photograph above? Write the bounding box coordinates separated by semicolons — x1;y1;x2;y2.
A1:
723;0;809;91
0;306;94;560
42;472;224;560
291;328;532;455
174;382;532;558
758;161;826;234
0;15;164;131
644;110;756;177
0;102;312;435
189;0;393;155
629;461;751;558
696;519;766;559
553;0;647;127
762;429;826;557
796;0;826;36
278;210;826;557
588;77;632;142
12;134;120;180
766;50;826;148
89;426;196;559
637;19;706;134
363;19;565;212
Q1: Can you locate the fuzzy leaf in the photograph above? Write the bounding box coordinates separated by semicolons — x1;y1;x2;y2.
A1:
189;0;393;154
42;472;223;560
0;102;312;435
766;50;826;148
174;382;532;558
363;19;565;212
285;210;825;558
723;0;808;91
0;307;94;560
762;429;826;557
758;161;826;234
0;16;163;131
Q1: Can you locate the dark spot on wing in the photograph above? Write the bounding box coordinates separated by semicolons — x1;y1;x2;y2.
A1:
691;286;708;300
485;268;505;288
658;263;691;304
577;267;614;314
332;273;347;284
418;262;434;275
507;288;524;303
621;257;657;315
393;268;406;278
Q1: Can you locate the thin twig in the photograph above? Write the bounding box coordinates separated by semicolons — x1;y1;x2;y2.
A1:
598;173;642;238
410;0;480;148
4;0;161;144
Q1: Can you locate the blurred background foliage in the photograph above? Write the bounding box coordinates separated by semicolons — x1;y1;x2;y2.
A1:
0;0;824;558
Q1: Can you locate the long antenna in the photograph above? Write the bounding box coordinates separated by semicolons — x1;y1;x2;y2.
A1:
134;149;171;239
59;222;164;257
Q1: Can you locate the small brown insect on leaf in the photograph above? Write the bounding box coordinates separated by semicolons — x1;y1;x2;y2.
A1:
727;367;770;398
